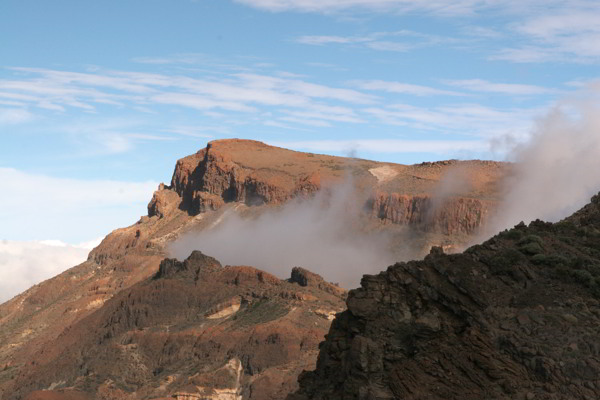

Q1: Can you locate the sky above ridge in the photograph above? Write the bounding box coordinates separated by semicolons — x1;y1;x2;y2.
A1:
1;0;600;298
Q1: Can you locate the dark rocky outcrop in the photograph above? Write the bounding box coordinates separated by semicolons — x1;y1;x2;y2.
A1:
290;194;600;400
153;250;222;280
290;267;346;300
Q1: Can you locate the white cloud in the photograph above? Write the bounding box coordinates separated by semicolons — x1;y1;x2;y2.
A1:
0;240;93;304
234;0;493;15
482;85;600;237
0;168;158;243
492;8;600;63
491;46;558;63
444;79;555;95
270;138;486;154
151;92;257;112
365;103;540;138
353;80;464;96
518;11;600;40
297;35;362;45
169;182;402;289
243;0;600;64
60;119;174;154
365;41;412;52
296;30;453;52
0;108;34;124
11;67;154;93
165;125;223;137
283;110;364;123
461;25;504;39
0;67;376;129
280;116;332;127
1;168;157;209
235;0;591;16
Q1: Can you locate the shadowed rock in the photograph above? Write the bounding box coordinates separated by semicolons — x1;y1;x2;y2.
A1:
290;193;600;400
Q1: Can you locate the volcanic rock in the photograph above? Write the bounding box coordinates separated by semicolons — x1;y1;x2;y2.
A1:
290;193;600;400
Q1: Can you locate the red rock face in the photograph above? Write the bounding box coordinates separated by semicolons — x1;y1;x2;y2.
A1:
371;193;494;235
166;141;323;216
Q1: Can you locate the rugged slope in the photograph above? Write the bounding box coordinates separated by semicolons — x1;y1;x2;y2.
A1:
0;139;507;399
8;251;346;400
291;194;600;400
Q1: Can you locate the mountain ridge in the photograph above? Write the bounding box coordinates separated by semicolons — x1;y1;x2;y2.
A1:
0;139;508;399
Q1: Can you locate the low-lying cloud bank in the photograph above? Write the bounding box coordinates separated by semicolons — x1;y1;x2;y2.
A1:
169;182;402;288
0;239;101;304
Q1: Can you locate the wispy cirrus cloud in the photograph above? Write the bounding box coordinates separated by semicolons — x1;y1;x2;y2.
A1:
352;80;464;96
0;64;386;137
0;62;561;152
365;103;541;138
270;138;486;154
297;35;363;45
235;0;505;15
491;8;600;63
296;30;454;52
444;79;555;95
1;67;375;118
0;107;34;124
58;119;177;154
235;0;588;16
242;0;600;64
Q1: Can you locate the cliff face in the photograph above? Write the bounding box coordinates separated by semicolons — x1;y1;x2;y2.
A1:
371;193;493;235
291;194;600;400
152;140;323;217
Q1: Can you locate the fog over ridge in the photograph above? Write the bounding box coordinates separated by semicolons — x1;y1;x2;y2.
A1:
168;180;403;288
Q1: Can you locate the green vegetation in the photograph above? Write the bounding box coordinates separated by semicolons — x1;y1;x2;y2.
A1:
530;253;569;267
499;228;524;241
484;248;527;277
517;234;544;255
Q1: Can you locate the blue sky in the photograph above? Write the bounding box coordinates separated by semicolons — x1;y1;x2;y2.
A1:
2;0;600;246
